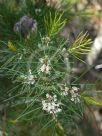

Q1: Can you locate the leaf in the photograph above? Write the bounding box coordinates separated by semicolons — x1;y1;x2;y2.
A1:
55;121;65;136
9;119;18;124
82;96;102;106
68;32;92;62
44;11;66;37
7;41;17;52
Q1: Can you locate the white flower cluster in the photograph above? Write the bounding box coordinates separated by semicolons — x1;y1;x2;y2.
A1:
20;69;35;85
41;36;51;46
60;85;80;104
42;94;62;114
70;87;80;104
39;57;51;74
60;84;69;96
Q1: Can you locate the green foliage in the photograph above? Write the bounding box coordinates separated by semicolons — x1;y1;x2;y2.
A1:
68;32;92;62
0;0;101;136
82;95;102;106
44;12;66;37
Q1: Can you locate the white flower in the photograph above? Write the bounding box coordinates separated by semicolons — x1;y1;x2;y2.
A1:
40;64;46;72
20;75;27;80
60;84;80;103
39;57;51;74
60;84;69;96
19;69;35;85
70;86;80;104
45;64;50;73
72;86;78;92
27;74;35;85
46;93;51;98
41;36;51;46
42;94;62;114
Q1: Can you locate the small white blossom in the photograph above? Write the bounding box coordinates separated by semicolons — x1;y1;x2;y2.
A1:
40;64;50;74
70;86;80;104
72;86;78;91
19;69;35;85
41;36;51;46
46;93;51;98
42;94;62;114
60;84;80;103
39;57;51;74
61;85;69;96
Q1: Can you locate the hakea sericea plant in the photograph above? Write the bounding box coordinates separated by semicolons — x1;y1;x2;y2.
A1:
0;11;100;135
